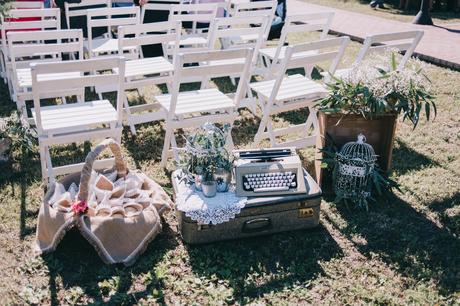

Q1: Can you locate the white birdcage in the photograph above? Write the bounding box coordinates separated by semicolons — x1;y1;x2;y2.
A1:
334;134;377;200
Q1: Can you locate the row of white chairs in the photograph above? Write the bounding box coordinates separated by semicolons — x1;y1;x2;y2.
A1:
0;3;424;184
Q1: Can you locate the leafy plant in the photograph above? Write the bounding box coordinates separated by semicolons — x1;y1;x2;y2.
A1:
0;0;13;16
0;111;37;166
318;52;436;129
176;123;233;181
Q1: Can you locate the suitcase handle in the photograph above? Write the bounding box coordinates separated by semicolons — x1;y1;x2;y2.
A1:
242;217;272;233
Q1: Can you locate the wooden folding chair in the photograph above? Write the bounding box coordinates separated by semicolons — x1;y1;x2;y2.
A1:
85;6;140;58
141;0;180;23
64;0;112;34
167;3;218;54
331;30;424;80
228;0;276;41
7;29;84;117
250;36;350;149
207;15;269;111
31;56;126;183
158;47;254;167
0;8;60;91
95;20;181;134
258;12;334;77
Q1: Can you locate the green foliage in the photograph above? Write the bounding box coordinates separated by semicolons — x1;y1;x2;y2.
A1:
176;123;233;181
0;0;13;16
0;111;37;165
318;53;437;129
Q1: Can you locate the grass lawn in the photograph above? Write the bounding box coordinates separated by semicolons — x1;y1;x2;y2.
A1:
0;34;459;305
303;0;460;24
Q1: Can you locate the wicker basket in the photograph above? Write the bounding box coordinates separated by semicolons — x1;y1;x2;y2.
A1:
35;139;173;266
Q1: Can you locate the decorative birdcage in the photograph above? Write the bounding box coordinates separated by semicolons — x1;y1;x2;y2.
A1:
334;134;377;200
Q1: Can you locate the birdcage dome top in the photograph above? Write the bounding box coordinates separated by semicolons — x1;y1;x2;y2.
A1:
337;134;377;163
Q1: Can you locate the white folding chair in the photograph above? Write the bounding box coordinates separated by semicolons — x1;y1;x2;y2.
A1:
7;29;84;116
11;1;45;9
229;0;276;41
85;6;140;58
141;0;180;23
167;3;218;54
0;8;60;91
158;47;254;167
65;0;112;32
331;30;424;80
207;15;269;110
258;12;334;76
31;56;126;183
97;20;181;134
250;36;350;148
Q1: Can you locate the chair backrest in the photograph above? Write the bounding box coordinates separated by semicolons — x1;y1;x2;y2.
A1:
8;29;83;68
118;20;181;62
141;0;181;23
11;1;45;9
86;6;140;44
64;0;112;30
208;15;269;63
354;30;424;70
269;37;350;100
1;8;60;57
31;56;126;133
281;12;334;43
169;3;218;34
168;48;253;113
271;12;334;63
231;0;276;39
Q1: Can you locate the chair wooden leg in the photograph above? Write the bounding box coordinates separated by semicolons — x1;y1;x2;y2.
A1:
39;142;48;183
123;94;137;135
254;113;268;147
160;125;173;168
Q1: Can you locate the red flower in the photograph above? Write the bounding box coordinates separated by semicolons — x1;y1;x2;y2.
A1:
72;200;88;215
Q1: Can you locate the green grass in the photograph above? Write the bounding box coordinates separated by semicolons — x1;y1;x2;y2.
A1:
0;36;459;305
303;0;460;24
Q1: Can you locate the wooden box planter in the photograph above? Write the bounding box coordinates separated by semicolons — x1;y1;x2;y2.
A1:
314;111;398;187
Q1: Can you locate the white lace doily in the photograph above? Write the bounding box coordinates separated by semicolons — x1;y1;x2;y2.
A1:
175;180;247;225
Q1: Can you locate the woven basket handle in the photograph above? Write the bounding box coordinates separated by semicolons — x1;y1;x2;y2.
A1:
78;138;127;202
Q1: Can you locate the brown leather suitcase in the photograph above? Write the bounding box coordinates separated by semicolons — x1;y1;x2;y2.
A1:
172;169;322;244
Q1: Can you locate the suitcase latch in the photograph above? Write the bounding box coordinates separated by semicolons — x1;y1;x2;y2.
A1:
298;208;314;218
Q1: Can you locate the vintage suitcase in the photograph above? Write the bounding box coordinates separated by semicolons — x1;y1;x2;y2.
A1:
172;169;322;244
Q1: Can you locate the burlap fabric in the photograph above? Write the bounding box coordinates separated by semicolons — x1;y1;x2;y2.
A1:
35;139;173;266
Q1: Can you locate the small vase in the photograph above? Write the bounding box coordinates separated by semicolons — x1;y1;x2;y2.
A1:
202;181;217;198
213;168;232;192
193;174;204;191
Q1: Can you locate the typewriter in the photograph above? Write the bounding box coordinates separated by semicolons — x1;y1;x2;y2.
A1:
234;147;307;197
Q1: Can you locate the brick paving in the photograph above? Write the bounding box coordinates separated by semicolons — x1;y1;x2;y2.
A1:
288;0;460;70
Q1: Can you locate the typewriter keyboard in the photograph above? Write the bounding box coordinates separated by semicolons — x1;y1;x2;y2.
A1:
242;172;297;193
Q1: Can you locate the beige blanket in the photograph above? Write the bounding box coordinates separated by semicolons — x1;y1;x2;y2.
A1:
34;139;173;266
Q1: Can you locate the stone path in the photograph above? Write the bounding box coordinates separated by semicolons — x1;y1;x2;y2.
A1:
288;0;460;70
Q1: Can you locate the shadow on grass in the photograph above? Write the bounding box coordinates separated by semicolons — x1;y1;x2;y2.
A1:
187;225;343;303
323;193;460;295
429;192;460;236
392;139;441;175
42;222;178;305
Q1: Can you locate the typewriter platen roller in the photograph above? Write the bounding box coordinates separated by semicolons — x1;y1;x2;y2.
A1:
234;147;307;197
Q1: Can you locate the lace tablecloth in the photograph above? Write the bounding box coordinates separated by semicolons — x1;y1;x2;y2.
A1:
175;176;247;225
